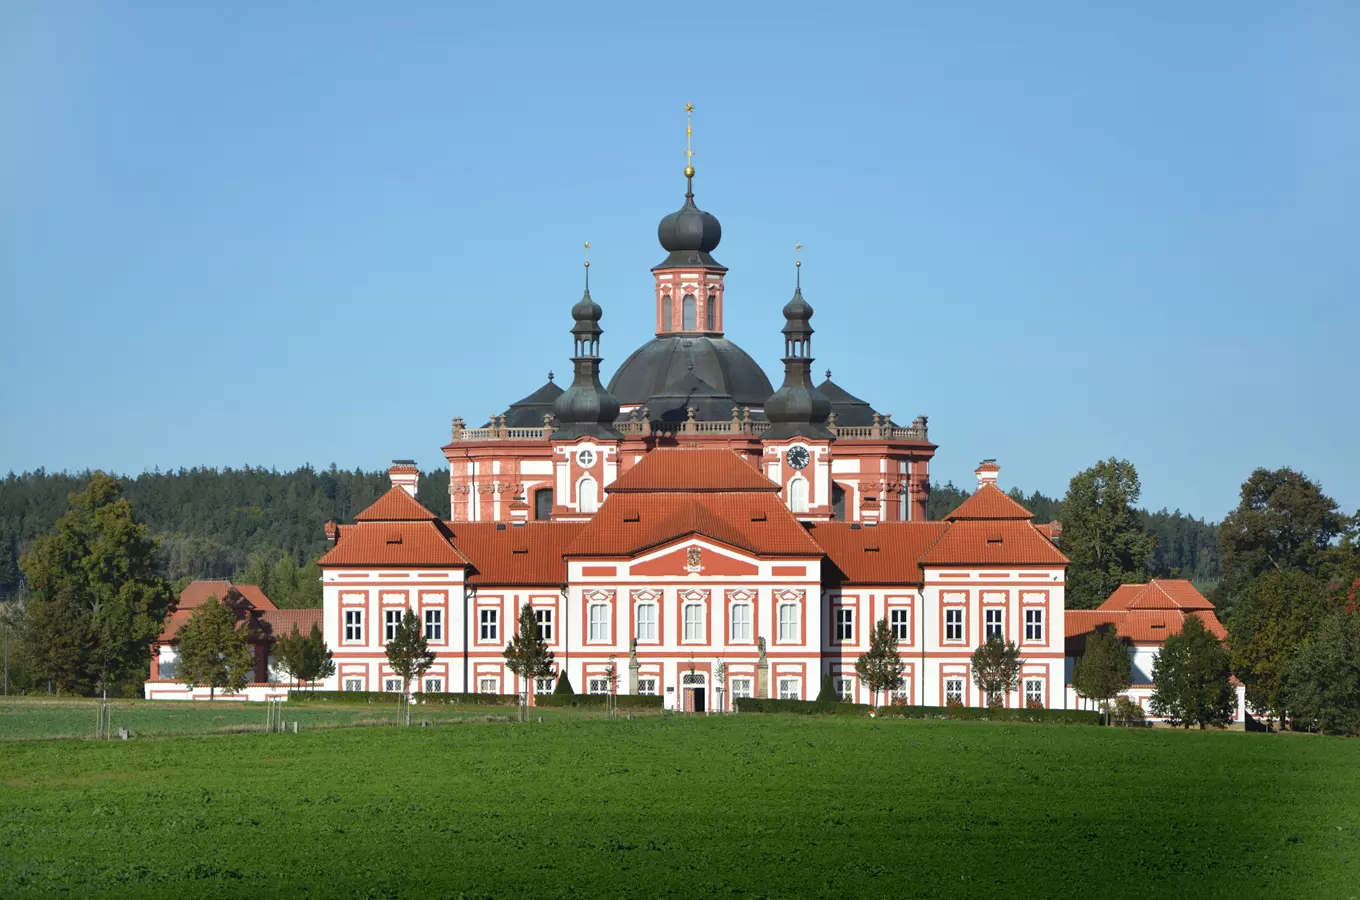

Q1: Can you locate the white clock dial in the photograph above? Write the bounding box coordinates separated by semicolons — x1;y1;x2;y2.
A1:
787;445;811;470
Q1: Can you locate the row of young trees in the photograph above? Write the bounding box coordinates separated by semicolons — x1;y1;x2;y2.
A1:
173;596;336;698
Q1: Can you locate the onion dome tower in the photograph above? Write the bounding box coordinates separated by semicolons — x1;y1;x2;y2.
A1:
763;254;834;441
551;255;623;441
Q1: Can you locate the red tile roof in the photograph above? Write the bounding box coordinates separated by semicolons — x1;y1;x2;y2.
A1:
609;448;776;493
566;492;823;558
157;606;321;642
1101;584;1145;611
444;521;586;586
175;580;276;612
919;520;1069;567
1126;579;1214;611
808;522;950;584
318;520;469;567
1066;608;1227;647
944;483;1036;521
353;487;441;522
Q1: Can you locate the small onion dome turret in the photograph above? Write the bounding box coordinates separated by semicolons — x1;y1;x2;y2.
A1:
763;283;833;442
552;284;622;441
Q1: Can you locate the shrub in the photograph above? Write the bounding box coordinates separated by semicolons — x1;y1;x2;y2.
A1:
1113;695;1146;727
734;698;870;716
553;672;575;695
287;690;520;706
1026;698;1045;710
815;674;836;703
417;692;520;707
946;697;964;709
875;705;1100;726
535;693;663;711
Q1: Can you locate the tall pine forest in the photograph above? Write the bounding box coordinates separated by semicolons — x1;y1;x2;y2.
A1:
1;467;1218;607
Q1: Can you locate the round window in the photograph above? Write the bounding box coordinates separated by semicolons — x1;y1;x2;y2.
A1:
577;449;596;467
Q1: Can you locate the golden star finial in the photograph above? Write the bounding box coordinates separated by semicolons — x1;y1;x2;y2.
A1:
795;242;802;267
684;103;696;178
584;240;590;267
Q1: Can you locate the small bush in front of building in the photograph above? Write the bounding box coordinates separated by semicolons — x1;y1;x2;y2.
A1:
553;672;575;695
535;694;663;711
416;692;520;707
875;705;1100;726
1113;695;1146;727
287;690;401;705
733;698;870;716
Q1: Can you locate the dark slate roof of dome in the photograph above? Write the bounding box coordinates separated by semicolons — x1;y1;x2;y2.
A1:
500;375;564;428
607;336;774;410
642;370;737;423
816;373;880;428
655;185;724;270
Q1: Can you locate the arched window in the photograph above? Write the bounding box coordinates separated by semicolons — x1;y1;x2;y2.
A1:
535;488;553;521
577;476;598;514
788;477;809;514
682;294;696;330
662;294;672;331
706;294;716;330
832;485;846;521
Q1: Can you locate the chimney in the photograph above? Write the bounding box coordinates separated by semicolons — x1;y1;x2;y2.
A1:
975;459;1000;490
859;492;880;527
389;459;420;497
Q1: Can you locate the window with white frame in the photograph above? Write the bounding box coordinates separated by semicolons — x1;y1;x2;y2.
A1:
890;608;910;641
834;677;853;701
588;677;609;695
424;677;443;694
683;602;705;642
578;476;599;514
589;603;609;642
424;608;443;642
834;607;854;643
344;609;364;643
478;677;497;694
778;678;801;700
985;607;1003;640
788;477;809;514
1025;608;1044;642
945;678;964;704
635;602;657;642
778;602;800;642
944;608;964;642
343;678;362;692
731;677;753;699
384;678;402;693
729;603;751;643
1025;679;1044;707
637;677;658;696
535;608;553;642
479;608;498;642
384;609;403;642
535;676;555;695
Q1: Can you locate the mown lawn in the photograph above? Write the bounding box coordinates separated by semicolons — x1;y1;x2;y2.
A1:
1;715;1357;898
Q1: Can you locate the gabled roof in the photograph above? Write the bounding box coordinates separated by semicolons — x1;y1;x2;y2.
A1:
1126;579;1214;611
1101;584;1145;611
176;580;276;612
353;487;441;522
158;606;320;642
944;483;1036;521
566;492;822;558
608;448;776;493
808;522;949;584
444;521;586;586
920;520;1069;567
318;520;469;567
1065;608;1227;648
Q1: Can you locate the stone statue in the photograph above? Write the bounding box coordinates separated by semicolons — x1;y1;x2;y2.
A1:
629;637;637;661
757;636;767;664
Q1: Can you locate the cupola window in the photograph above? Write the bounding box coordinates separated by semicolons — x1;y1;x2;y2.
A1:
682;294;696;330
662;294;672;330
706;293;716;330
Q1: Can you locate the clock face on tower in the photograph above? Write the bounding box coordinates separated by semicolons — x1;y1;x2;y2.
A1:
786;445;811;470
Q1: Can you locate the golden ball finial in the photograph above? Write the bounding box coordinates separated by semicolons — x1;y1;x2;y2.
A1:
684;165;695;178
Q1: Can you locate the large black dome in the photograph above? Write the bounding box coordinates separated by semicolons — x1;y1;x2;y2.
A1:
607;336;773;410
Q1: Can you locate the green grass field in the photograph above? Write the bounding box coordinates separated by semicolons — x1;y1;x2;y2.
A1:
1;711;1357;899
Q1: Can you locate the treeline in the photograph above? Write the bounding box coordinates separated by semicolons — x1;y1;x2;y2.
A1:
0;466;451;604
927;481;1220;584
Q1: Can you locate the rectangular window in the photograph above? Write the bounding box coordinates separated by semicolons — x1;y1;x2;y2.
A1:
384;609;402;642
1025;679;1044;707
890;608;910;641
534;676;555;695
834;607;854;643
589;604;609;642
1025;608;1044;642
384;678;402;693
834;677;853;701
945;678;964;704
985;607;1003;640
778;602;800;643
479;608;498;642
635;603;657;642
478;677;497;695
343;678;362;692
729;603;751;643
344;609;364;643
944;608;964;643
588;677;609;695
637;677;658;696
424;608;443;642
731;678;753;699
683;603;704;642
423;677;443;694
778;678;801;700
535;608;553;642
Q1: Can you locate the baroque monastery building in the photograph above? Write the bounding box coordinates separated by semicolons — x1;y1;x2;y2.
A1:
141;139;1244;721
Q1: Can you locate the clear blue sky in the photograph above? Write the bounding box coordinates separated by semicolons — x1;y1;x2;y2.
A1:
2;2;1357;521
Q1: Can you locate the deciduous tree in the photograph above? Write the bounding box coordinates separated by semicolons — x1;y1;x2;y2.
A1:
1149;615;1235;728
1057;459;1156;609
1228;569;1331;726
177;596;253;700
385;609;434;724
503;603;555;699
854;618;904;707
1285;609;1360;736
970;635;1022;707
1071;626;1133;723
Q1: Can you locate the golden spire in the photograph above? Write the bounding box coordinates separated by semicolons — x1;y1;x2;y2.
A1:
795;242;802;288
684;103;695;179
583;241;590;289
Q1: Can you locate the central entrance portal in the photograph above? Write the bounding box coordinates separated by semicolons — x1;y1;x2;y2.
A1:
682;672;707;713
